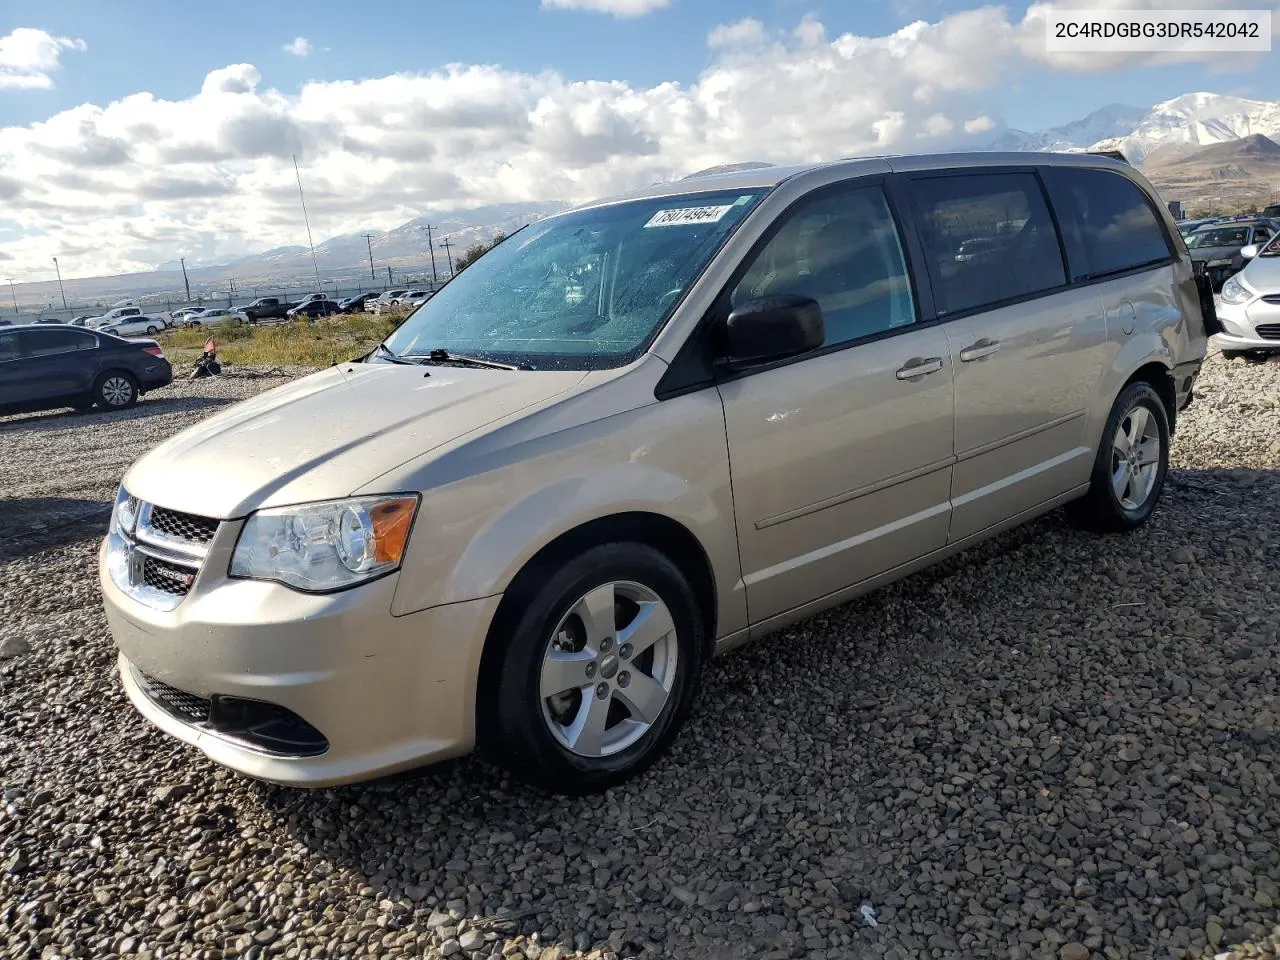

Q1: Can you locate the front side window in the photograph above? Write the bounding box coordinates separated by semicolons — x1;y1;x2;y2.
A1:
382;189;764;369
0;332;17;361
911;172;1066;316
1044;168;1171;279
731;184;915;346
1253;225;1272;242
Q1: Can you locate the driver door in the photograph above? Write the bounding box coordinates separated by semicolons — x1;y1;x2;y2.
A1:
717;181;955;623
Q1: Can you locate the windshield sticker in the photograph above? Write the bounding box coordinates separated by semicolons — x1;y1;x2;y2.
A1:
644;205;734;228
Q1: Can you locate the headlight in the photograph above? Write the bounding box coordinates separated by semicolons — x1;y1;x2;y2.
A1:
229;495;419;592
110;485;137;535
1219;274;1253;305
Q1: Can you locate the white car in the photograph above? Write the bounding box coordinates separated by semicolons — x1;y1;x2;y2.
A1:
399;290;434;310
185;307;247;326
370;289;409;314
101;314;171;338
1216;233;1280;357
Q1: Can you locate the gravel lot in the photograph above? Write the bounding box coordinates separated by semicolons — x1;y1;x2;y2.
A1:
2;355;1279;960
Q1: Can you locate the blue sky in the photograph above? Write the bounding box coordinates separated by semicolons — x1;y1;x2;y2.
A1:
1;0;1278;279
5;0;1277;132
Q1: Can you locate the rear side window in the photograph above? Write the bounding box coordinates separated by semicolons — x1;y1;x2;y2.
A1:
909;172;1066;316
23;329;97;357
1043;168;1171;279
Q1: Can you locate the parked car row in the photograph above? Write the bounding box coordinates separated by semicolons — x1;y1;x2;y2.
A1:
1182;216;1279;290
1216;232;1280;358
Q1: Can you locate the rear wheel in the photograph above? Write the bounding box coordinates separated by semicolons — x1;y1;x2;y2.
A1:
94;371;139;410
188;320;201;328
1067;381;1169;532
146;325;158;335
483;543;705;794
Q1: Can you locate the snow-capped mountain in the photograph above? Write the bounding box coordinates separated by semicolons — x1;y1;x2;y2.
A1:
1090;93;1280;165
989;103;1147;152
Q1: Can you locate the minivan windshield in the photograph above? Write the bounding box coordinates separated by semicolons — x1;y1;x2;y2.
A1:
379;189;764;370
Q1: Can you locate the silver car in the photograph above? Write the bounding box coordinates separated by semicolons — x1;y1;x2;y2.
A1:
1216;234;1280;356
101;153;1208;793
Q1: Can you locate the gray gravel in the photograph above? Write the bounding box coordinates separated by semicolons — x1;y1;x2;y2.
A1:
2;355;1279;960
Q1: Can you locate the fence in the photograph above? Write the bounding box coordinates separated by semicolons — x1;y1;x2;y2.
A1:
5;274;450;325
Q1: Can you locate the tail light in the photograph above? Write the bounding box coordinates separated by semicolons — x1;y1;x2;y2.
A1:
143;345;165;358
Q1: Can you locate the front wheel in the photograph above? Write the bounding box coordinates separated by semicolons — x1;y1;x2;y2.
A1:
146;325;158;335
483;543;706;794
1067;381;1169;532
94;371;139;410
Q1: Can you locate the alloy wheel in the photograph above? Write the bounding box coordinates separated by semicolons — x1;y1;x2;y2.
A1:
1111;403;1161;510
101;377;134;407
539;581;679;758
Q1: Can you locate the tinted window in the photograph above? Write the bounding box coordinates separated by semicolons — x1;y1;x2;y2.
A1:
1253;225;1272;241
911;173;1065;315
0;332;18;361
731;185;915;346
23;329;97;357
1044;168;1171;278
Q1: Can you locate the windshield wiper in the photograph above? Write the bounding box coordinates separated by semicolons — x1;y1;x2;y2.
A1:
368;343;418;365
404;348;528;371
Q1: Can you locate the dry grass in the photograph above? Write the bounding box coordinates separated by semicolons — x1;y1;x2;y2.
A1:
159;312;407;367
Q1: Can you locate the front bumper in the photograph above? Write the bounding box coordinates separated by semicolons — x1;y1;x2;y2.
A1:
101;537;500;786
1215;298;1280;350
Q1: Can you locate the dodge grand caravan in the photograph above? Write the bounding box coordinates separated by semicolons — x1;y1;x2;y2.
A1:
102;153;1209;793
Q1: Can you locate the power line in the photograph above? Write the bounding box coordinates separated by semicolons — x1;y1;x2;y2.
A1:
362;233;378;281
292;154;324;295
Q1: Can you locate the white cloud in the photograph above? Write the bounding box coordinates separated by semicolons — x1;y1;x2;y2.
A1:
0;5;1265;279
541;0;673;17
282;37;311;57
0;27;86;90
707;18;766;49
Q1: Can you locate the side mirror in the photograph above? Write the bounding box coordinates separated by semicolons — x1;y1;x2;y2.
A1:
723;295;824;370
1240;244;1259;259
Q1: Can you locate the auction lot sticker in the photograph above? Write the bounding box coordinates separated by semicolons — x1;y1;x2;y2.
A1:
645;205;734;228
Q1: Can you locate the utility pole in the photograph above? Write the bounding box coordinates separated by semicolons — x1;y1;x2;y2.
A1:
52;257;67;309
180;257;191;301
6;278;18;315
293;154;324;295
440;238;455;277
422;225;439;284
386;266;393;286
362;233;377;281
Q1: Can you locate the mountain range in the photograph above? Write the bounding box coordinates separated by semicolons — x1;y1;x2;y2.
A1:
13;92;1280;307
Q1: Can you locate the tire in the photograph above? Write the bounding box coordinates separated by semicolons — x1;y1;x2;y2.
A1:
93;371;139;410
189;320;201;328
146;325;158;335
1223;350;1245;360
482;542;706;794
1067;381;1169;532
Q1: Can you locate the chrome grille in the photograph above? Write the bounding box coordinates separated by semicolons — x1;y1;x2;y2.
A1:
148;507;219;545
108;496;216;612
1255;323;1280;341
142;555;197;597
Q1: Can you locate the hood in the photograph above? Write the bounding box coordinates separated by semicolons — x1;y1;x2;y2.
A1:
124;363;587;518
1189;245;1241;261
1239;255;1280;293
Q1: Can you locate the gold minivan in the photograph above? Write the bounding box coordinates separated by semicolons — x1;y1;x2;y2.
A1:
102;153;1209;793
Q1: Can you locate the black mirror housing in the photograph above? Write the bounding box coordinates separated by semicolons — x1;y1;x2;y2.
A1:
723;295;824;370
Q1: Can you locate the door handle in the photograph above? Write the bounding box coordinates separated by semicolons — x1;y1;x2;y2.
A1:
895;356;944;380
959;338;1001;362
